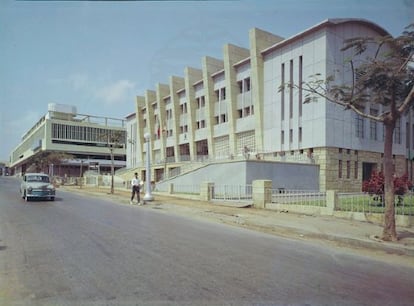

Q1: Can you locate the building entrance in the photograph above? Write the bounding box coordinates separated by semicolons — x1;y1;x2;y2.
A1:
362;162;377;182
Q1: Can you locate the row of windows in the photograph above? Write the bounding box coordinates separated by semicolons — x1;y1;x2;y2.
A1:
146;80;255;137
281;127;303;145
280;56;303;121
145;78;251;117
51;123;126;144
355;114;401;143
338;160;359;179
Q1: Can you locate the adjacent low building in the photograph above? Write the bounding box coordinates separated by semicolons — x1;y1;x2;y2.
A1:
10;103;127;177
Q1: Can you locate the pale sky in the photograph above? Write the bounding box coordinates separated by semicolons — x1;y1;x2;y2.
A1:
1;0;413;162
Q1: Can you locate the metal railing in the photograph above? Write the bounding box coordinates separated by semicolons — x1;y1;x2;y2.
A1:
338;192;414;216
172;184;200;195
270;189;327;207
212;185;253;201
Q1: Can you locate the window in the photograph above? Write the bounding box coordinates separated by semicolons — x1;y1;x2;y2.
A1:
412;124;414;149
221;87;226;100
238;77;251;94
289;59;293;119
338;160;343;178
215;87;226;102
406;122;410;149
180;103;187;114
355;113;364;138
299;127;302;143
244;107;250;116
354;161;358;179
244;77;251;92
281;130;285;145
299;56;303;117
281;63;285;121
289;129;293;143
394;118;401;144
196;96;205;108
197;119;206;130
346;160;351;179
238;80;243;93
370;109;378;140
179;125;188;134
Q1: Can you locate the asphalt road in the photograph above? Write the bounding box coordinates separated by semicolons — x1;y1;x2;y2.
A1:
1;176;414;306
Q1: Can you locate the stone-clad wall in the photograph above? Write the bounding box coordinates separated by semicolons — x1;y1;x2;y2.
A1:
315;147;407;192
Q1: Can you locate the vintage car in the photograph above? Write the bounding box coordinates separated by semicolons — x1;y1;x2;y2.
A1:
20;173;56;201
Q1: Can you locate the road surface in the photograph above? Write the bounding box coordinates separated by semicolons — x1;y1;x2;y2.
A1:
0;176;413;305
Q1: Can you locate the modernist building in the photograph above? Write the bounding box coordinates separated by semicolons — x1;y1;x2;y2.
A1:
10;103;127;177
125;112;138;169
126;18;412;192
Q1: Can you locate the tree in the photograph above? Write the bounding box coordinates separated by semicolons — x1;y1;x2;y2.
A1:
27;151;73;174
283;24;414;241
101;130;126;194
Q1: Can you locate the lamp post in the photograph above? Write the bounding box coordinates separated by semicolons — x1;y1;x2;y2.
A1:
143;132;154;201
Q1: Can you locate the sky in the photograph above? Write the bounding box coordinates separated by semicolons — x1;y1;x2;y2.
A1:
0;0;413;163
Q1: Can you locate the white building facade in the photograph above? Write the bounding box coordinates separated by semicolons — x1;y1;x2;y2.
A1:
127;19;411;191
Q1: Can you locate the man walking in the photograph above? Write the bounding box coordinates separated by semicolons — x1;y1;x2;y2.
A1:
130;172;142;205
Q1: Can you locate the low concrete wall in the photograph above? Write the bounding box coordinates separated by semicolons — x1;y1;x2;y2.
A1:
333;211;414;227
156;160;319;191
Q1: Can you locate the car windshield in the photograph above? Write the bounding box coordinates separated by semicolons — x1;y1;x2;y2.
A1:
26;175;50;183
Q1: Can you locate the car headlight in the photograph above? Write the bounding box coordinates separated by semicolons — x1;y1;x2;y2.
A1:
27;187;33;194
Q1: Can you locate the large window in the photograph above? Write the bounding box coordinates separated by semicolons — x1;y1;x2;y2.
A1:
281;63;285;121
394;118;401;144
298;56;303;117
370;109;378;140
355;114;364;138
289;59;293;119
51;123;125;146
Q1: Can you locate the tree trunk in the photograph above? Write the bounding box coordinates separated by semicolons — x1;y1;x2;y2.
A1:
382;122;398;241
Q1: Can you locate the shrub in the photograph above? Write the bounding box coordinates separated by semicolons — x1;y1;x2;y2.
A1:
362;171;412;203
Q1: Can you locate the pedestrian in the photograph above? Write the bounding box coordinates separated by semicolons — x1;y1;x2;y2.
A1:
130;172;142;205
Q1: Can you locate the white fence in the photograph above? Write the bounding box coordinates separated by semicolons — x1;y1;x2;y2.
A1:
271;189;327;207
211;185;253;202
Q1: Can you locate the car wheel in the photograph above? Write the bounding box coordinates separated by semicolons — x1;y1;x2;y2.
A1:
50;197;55;201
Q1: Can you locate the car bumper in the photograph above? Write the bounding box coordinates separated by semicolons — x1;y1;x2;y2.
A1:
27;190;55;199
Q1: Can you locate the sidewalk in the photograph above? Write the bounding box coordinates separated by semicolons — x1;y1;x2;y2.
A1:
61;185;414;259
